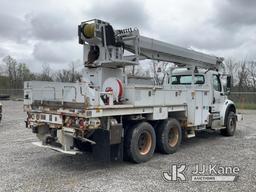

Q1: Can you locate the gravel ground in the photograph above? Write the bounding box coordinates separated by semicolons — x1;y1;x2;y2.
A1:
0;100;255;192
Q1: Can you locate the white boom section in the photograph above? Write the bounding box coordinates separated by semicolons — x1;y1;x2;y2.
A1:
124;35;223;70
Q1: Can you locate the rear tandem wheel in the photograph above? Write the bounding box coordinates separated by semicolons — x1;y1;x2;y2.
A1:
124;121;156;163
156;118;182;154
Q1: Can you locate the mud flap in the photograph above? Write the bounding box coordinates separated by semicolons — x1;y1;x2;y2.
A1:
92;129;123;162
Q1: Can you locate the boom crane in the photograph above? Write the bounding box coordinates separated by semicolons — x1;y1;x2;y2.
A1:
78;19;223;70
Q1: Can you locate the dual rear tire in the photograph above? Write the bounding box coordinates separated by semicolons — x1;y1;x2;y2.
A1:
124;122;156;163
124;119;182;163
156;119;182;154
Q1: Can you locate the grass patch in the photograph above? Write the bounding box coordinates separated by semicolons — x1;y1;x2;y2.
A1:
236;102;256;110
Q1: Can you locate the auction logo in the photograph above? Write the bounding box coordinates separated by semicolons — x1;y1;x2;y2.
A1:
162;163;240;182
163;164;187;182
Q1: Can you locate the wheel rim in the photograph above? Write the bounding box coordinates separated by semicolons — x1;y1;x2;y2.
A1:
229;116;236;132
138;131;152;155
168;126;179;147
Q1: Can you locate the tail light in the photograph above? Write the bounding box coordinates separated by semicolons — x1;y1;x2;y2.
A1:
64;116;87;129
64;117;73;127
79;119;85;128
79;119;88;129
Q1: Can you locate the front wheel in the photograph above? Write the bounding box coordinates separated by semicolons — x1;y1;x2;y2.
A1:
220;111;236;136
124;122;156;163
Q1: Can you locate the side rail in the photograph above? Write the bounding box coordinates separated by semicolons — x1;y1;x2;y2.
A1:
24;81;102;107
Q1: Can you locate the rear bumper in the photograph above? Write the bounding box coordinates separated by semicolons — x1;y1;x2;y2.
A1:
32;141;81;155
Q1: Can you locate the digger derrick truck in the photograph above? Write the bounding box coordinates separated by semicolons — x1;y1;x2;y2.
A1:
24;19;240;163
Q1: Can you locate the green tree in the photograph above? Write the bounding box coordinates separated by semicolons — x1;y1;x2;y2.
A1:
3;56;18;88
2;56;34;88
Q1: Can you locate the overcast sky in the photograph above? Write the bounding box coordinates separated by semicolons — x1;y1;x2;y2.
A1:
0;0;255;71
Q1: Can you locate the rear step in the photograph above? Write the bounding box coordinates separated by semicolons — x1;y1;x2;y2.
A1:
32;141;81;155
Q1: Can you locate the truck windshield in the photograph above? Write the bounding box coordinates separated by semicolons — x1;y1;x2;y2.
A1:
171;75;205;85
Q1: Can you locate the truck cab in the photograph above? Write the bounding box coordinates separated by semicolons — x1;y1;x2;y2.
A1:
171;68;236;133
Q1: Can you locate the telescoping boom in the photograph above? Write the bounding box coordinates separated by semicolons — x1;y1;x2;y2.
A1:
125;35;223;69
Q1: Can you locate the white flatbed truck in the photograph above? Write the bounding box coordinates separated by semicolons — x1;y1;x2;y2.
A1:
24;19;241;163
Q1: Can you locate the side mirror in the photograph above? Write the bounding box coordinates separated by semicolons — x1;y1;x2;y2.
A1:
226;76;231;90
225;75;232;95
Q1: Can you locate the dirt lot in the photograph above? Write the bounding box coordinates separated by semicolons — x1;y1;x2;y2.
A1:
0;100;255;192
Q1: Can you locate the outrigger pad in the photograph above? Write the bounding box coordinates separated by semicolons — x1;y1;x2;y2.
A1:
92;129;123;162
